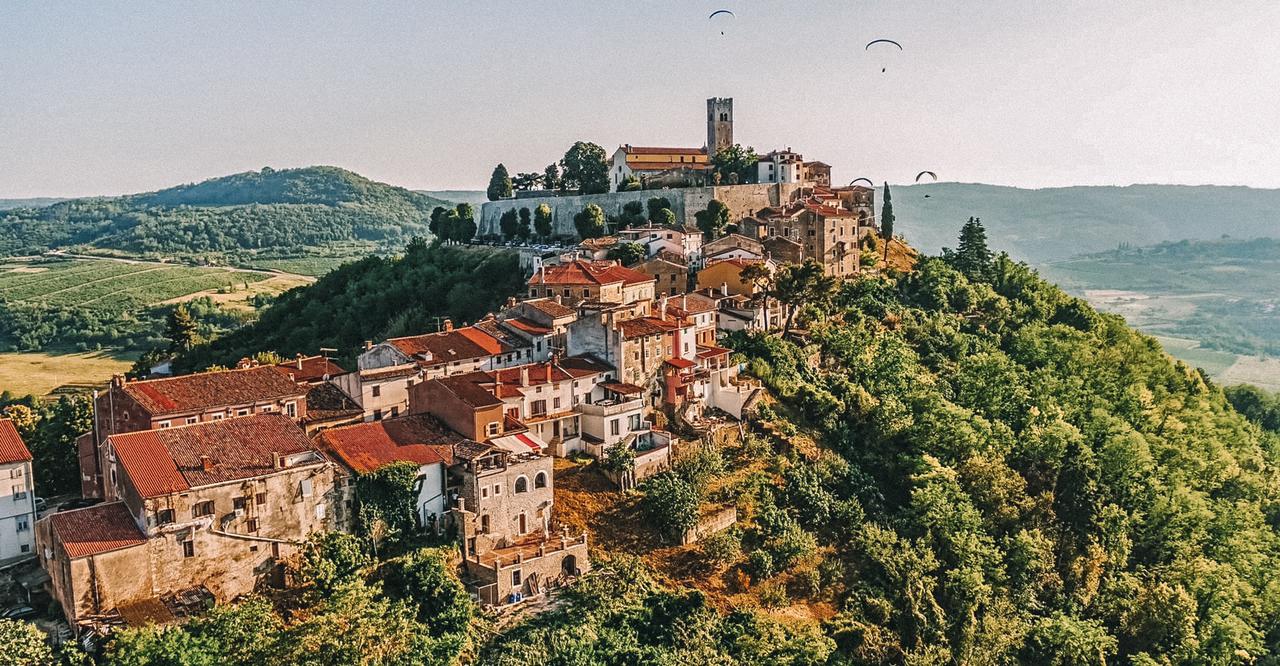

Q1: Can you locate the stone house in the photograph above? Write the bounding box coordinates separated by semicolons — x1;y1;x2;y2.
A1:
763;235;804;265
636;256;688;297
526;259;656;307
273;355;345;385
358;321;530;380
702;233;764;260
452;442;588;606
331;364;421;423
0;419;35;561
696;258;777;297
609;145;711;192
81;368;309;498
39;414;340;630
501;297;578;359
313;415;459;533
743;199;861;277
617;226;705;267
664;292;720;347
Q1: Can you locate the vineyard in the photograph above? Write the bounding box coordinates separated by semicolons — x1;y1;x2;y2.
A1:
0;259;276;354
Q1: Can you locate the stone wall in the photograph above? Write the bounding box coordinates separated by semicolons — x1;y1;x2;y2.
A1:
478;183;809;240
681;505;737;545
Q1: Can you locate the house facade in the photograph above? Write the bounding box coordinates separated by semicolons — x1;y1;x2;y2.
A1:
0;419;35;561
526;259;656;307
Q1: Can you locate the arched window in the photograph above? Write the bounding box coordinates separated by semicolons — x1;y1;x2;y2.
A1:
534;472;548;489
514;476;529;493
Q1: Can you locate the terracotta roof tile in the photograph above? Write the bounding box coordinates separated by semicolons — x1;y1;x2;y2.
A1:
120;367;305;416
0;419;32;464
528;260;655;287
314;416;458;474
617;317;678;338
624;161;713;172
503;317;552;336
274;356;346;383
110;414;320;498
665;357;696;369
387;326;507;364
431;375;505;409
522;298;575;319
49;502;146;558
621;146;707;156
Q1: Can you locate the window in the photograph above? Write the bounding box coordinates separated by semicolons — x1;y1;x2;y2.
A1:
531;400;546;416
482;486;489;499
515;476;528;493
211;413;225;421
236;408;250;417
182;540;195;558
261;405;274;413
286;401;297;418
610;419;620;436
192;501;214;518
300;479;313;498
158;420;171;429
512;569;522;587
185;416;198;425
373;409;383;421
19;544;29;553
371;385;381;398
9;468;19;479
16;516;29;532
480;514;490;533
582;288;590;297
233;497;247;512
494;483;502;496
518;512;527;534
391;406;400;417
553;396;561;410
157;509;175;526
563;289;570;297
534;472;548;489
14;490;26;501
485;421;500;437
256;492;267;505
315;504;326;520
246;518;259;533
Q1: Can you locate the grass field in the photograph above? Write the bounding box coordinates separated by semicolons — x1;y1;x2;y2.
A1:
0;259;271;311
246;256;362;276
0;350;134;398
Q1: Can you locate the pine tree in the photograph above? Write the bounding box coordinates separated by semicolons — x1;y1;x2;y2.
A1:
486;164;513;201
517;207;533;242
165;304;200;353
499;208;519;240
880;182;895;263
543;164;560;192
952;216;993;280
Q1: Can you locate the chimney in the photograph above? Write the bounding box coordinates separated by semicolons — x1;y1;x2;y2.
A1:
364;340;373;351
721;282;728;296
200;455;213;472
272;451;282;469
443;319;454;332
520;366;529;386
296;353;304;370
236;357;253;369
659;295;669;320
111;374;125;388
506;296;517;308
546;362;552;383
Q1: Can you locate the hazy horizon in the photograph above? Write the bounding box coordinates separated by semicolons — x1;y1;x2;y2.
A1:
4;1;1279;198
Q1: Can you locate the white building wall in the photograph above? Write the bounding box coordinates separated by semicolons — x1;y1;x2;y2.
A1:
0;460;36;559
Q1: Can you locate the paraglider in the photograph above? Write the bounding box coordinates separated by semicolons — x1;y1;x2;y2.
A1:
915;170;937;183
865;39;903;72
850;177;874;188
709;9;735;35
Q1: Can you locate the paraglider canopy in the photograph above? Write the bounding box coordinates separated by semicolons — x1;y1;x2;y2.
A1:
849;177;874;188
915;170;938;183
865;39;902;72
709;9;735;35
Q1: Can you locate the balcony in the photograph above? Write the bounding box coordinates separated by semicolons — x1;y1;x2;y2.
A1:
577;397;643;418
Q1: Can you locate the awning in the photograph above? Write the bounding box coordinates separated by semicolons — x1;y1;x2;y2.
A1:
491;432;546;454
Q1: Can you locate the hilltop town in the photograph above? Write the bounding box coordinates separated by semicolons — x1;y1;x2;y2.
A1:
0;97;911;647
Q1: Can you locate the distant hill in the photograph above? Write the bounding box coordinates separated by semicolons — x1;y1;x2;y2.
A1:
893;183;1280;263
0;198;65;211
0;166;452;261
418;189;488;205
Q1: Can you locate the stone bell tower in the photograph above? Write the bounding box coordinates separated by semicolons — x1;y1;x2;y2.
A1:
706;97;733;156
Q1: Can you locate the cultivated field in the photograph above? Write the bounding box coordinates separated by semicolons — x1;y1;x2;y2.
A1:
0;259;271;311
0;350;133;398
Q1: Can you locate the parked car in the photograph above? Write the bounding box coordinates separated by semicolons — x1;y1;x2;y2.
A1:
60;497;102;511
2;605;36;620
33;497;46;512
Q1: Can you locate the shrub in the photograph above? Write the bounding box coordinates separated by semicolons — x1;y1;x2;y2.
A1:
700;529;742;568
758;580;789;609
641;472;702;543
747;549;775;579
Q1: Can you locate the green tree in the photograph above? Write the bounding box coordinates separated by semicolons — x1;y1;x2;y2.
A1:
647;196;673;224
561;142;610;195
295;532;371;597
355;462;420;549
880;181;895;263
533;204;554;240
771;259;835;334
165;303;200;353
641;471;701;543
654;207;678;228
1019;613;1118;666
947;216;992;279
516;207;533;242
617;175;642;192
695;199;731;240
32;396;92;495
606;242;647;267
453;203;477;243
486;163;513;201
512;172;543;192
573;203;607;240
381;548;476;638
543;163;560;191
712;144;759;184
429;206;447;236
619;200;646;228
0;618;56;666
498;208;519;241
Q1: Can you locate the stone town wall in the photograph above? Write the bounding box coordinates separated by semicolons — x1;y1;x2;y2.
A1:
478;183;808;240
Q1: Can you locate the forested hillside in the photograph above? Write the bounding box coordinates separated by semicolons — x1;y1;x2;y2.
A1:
0;166;450;261
894;183;1280;262
174;240;524;372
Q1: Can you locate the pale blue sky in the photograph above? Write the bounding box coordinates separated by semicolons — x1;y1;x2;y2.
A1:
3;1;1278;197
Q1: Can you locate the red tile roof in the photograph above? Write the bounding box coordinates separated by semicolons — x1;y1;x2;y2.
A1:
617;317;678;338
665;357;696;369
621;146;707;156
521;298;576;319
696;345;732;359
120;366;305;416
49;502;146;558
503;317;552;336
387;327;509;364
361;365;420;381
430;375;505;409
703;257;768;271
274;356;346;383
0;419;32;464
665;293;718;317
314;416;457;474
528;260;655;288
109;414;320;498
558;355;614;374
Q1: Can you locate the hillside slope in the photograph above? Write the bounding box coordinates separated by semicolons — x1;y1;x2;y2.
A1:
893;183;1280;263
0;166;451;260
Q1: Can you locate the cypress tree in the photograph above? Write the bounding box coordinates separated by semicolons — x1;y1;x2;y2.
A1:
880;182;895;263
486;164;513;201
